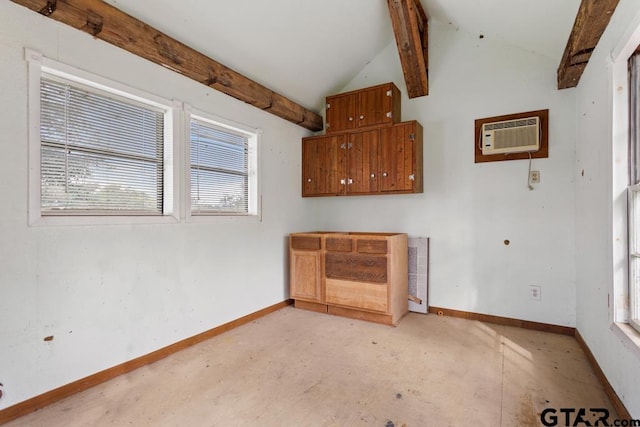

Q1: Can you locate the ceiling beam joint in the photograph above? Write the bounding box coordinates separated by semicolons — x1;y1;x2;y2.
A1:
38;0;56;16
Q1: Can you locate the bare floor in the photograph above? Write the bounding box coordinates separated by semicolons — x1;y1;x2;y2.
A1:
5;307;616;426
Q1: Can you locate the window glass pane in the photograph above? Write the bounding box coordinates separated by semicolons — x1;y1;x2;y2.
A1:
190;117;250;214
191;168;248;213
633;189;640;253
630;52;640;331
42;146;161;212
40;76;164;214
630;256;640;322
191;122;247;172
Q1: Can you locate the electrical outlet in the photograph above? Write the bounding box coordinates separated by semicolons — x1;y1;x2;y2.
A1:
530;170;540;183
529;285;542;301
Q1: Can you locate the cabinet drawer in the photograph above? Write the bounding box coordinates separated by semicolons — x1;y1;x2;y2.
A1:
357;239;387;254
291;235;321;250
326;237;353;252
326;278;388;313
325;253;387;283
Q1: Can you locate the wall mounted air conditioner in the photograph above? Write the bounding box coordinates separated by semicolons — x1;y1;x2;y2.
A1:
481;116;540;155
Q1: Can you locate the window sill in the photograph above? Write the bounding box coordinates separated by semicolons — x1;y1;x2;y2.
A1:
611;322;640;360
29;214;180;227
186;213;262;224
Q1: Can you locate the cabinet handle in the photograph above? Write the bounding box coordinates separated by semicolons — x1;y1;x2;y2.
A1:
349;117;353;121
370;173;376;179
359;115;364;120
409;174;415;181
307;178;312;183
340;179;346;185
382;172;388;177
348;178;353;185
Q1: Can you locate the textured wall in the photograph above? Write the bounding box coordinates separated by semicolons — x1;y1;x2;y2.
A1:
0;1;315;408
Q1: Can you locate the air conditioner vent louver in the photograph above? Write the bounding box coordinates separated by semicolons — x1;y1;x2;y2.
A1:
484;118;537;131
481;116;540;155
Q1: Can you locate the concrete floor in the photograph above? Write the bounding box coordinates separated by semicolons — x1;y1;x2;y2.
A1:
5;307;616;426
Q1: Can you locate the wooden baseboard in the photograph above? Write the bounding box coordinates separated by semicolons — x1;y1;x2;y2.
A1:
574;330;631;419
0;299;293;425
428;306;576;336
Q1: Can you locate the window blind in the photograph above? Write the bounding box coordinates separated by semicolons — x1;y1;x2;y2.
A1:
190;118;249;214
40;76;165;214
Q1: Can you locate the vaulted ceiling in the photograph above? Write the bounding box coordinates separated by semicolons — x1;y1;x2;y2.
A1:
14;0;594;127
103;0;394;112
100;0;582;112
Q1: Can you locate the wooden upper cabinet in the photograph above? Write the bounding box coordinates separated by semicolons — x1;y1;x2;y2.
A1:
302;123;422;197
379;121;423;193
302;83;422;197
347;130;379;194
326;83;401;133
302;134;346;197
325;92;356;133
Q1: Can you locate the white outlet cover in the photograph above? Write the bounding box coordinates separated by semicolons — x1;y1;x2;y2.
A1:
530;171;540;183
529;285;542;301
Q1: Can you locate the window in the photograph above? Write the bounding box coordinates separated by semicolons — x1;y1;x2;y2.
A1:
188;111;259;217
629;51;640;333
26;50;259;225
27;49;177;225
40;76;165;214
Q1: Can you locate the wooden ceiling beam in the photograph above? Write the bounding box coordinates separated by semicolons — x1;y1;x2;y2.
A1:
557;0;620;89
387;0;429;98
10;0;324;131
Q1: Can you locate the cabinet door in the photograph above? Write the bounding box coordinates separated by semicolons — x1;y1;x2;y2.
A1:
347;130;379;194
302;134;346;196
290;249;322;302
379;122;417;192
357;84;394;129
326;93;355;133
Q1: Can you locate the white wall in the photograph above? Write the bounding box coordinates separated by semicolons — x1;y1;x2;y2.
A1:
574;0;640;416
313;20;577;327
0;2;315;408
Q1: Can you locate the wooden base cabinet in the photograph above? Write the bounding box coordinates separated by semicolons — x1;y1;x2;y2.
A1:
289;232;409;326
290;234;323;302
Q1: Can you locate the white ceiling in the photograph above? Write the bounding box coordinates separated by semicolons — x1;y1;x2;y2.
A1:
103;0;581;113
422;0;581;60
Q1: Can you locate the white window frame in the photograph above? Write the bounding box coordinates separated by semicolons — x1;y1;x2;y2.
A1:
184;105;261;222
26;49;180;226
611;9;640;345
629;184;640;331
